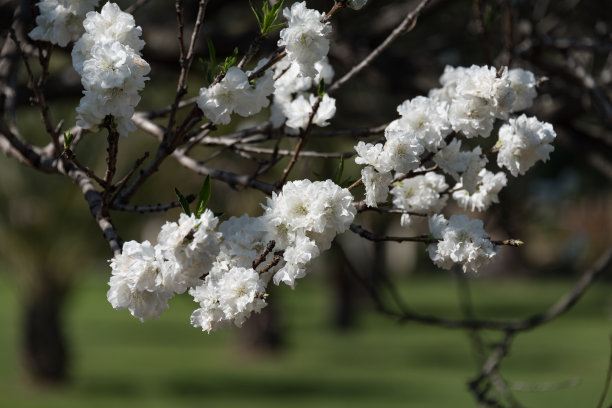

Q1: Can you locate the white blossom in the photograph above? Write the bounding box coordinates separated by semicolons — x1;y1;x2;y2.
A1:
275;236;320;287
427;214;497;273
278;2;331;78
508;68;537;112
496;114;556;176
453;169;507;212
455;65;515;119
361;166;393;207
395;96;452;152
261;179;356;253
391;172;448;226
197;66;272;125
82;2;145;51
448;96;496;138
355;141;389;173
270;57;335;129
433;139;471;181
459;146;488;194
190;265;267;332
156;210;221;294
383;125;425;173
72;2;149;136
216;214;280;284
107;240;171;322
284;93;336;131
29;0;99;47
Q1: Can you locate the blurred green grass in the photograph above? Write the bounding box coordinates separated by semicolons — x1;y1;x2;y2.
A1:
0;272;611;407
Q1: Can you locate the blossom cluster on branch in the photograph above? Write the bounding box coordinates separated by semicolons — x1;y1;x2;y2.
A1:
354;64;555;272
24;0;557;331
108;180;355;330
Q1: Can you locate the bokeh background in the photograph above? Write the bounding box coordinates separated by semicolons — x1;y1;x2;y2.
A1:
0;0;611;406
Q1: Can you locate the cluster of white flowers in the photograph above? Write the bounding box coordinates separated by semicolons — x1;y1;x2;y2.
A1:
261;179;356;286
29;0;99;47
197;61;274;125
270;55;336;133
101;0;558;330
197;2;337;132
271;3;336;132
352;65;555;272
427;214;497;273
109;179;356;331
496;114;556;176
107;210;220;322
71;2;150;136
391;173;448;226
278;1;331;78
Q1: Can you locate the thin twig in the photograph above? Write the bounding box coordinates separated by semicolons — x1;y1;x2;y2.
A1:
253;240;276;270
101;119;120;212
257;254;282;275
125;0;153;14
111;198;195;213
349;224;437;244
276;96;323;187
353;201;427;216
62;149;107;188
328;0;433;93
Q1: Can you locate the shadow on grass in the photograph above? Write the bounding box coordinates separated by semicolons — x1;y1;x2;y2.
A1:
169;373;403;398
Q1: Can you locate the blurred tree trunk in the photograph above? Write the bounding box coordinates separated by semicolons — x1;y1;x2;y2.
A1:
331;247;357;330
240;286;284;352
21;269;69;384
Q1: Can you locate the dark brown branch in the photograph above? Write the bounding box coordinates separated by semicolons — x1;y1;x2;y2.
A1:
9;29;59;153
252;240;276;270
350;223;437;244
257;254;282;275
354;201;428;216
173;151;276;194
469;331;516;408
167;0;209;137
101;119;120;212
111;197;195;214
62;149;107;188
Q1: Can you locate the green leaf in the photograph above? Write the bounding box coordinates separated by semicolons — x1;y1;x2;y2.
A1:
220;47;239;73
63;131;74;150
174;188;192;215
266;22;286;33
252;0;285;36
198;56;207;73
333;156;344;184
317;78;326;98
250;1;264;30
270;0;284;15
195;175;211;218
206;37;216;66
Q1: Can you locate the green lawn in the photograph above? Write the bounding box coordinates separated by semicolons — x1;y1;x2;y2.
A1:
0;272;610;407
